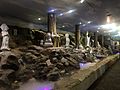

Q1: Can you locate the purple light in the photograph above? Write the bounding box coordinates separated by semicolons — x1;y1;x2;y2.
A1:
18;80;54;90
79;63;85;68
44;88;49;90
36;85;53;90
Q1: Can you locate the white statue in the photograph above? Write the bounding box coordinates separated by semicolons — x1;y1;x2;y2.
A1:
44;33;53;46
65;33;70;48
97;41;101;48
0;24;10;50
86;31;90;47
51;32;60;47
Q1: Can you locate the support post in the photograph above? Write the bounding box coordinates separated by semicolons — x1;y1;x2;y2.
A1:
75;24;80;49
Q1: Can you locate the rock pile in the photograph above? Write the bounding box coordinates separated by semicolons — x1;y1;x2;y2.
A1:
0;45;109;89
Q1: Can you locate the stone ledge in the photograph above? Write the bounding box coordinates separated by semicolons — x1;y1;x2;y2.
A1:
54;54;119;90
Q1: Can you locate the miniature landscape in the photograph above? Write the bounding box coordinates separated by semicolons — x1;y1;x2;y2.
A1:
0;23;118;90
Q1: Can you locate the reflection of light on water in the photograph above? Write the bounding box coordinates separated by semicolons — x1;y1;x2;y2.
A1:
18;78;54;90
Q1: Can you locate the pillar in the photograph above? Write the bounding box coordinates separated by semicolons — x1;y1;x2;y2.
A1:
48;12;57;34
101;35;104;47
94;32;98;47
48;12;59;47
75;24;80;49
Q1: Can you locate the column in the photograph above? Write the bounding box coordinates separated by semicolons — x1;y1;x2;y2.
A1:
48;12;59;47
75;24;80;49
101;35;104;47
48;12;57;34
94;32;98;47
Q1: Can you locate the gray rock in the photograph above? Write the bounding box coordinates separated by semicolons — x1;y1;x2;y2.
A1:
22;53;37;64
47;71;60;81
56;63;64;70
27;50;40;56
0;69;15;87
28;45;43;51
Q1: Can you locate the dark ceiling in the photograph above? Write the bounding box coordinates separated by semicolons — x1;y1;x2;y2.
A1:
0;0;120;31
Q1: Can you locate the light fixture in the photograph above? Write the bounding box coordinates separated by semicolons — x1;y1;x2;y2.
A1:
38;18;41;20
80;0;85;3
66;9;76;14
62;25;65;28
87;21;92;24
79;22;82;24
114;32;120;36
59;13;64;16
101;23;116;30
48;9;56;13
98;27;100;30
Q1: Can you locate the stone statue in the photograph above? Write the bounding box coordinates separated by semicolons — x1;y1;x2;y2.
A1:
0;24;10;50
65;33;70;48
44;33;53;47
97;41;101;48
86;31;90;47
51;32;60;47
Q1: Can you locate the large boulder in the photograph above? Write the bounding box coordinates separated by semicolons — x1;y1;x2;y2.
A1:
0;51;20;71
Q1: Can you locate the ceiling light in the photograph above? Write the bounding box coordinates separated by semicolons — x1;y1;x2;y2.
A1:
87;21;92;24
66;9;76;14
98;27;100;30
38;18;41;20
51;9;55;12
79;22;82;24
59;13;64;16
101;23;116;30
48;9;56;13
62;25;65;28
80;0;85;3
